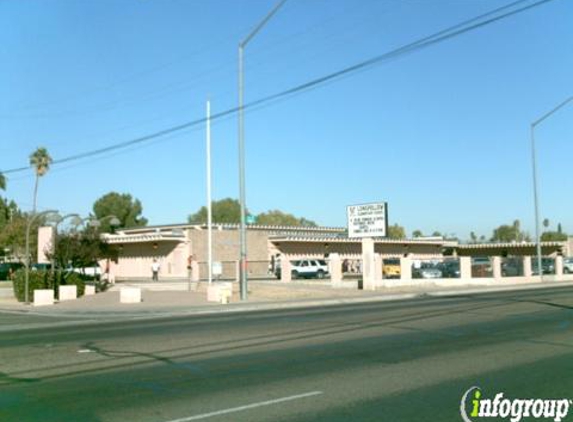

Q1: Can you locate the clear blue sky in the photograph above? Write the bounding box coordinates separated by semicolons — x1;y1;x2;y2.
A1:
1;0;571;240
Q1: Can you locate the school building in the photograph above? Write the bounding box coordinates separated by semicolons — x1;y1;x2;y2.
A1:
97;223;571;281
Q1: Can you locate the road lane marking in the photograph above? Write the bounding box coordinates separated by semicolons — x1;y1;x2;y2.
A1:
164;391;323;422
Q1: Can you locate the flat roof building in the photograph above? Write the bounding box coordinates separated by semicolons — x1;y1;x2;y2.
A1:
101;223;457;281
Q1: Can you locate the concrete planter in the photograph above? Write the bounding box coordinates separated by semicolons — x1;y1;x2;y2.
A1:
120;287;142;303
207;282;233;303
59;285;77;301
34;289;54;306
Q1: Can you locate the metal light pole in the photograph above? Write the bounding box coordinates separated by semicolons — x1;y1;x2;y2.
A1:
530;95;573;280
24;209;58;304
238;0;287;301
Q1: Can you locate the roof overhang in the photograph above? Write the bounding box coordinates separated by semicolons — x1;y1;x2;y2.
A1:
456;241;565;250
269;235;457;247
102;233;186;244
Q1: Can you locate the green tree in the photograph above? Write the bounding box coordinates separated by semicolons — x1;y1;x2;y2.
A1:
470;232;478;243
29;147;52;213
541;221;567;242
0;200;21;259
92;192;148;232
188;198;244;224
543;218;550;229
256;210;317;227
541;231;567;242
491;221;527;242
412;230;423;238
431;231;442;237
47;227;116;269
387;224;406;239
0;213;44;261
0;198;18;230
0;172;5;191
297;217;318;227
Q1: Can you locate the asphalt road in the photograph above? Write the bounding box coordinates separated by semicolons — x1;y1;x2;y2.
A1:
2;286;573;422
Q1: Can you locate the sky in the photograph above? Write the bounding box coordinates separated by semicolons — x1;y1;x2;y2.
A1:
0;0;571;240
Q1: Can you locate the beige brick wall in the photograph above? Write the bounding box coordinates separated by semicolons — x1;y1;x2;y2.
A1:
189;228;270;279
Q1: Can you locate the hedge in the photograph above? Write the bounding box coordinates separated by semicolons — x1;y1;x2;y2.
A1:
12;269;86;302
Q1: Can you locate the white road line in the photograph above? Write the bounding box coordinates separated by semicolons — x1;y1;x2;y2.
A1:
164;391;324;422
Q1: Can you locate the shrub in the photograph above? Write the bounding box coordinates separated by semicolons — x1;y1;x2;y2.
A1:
12;269;87;302
12;269;50;302
61;272;85;297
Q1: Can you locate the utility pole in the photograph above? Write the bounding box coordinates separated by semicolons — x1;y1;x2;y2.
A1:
530;95;573;280
238;0;287;301
206;99;213;285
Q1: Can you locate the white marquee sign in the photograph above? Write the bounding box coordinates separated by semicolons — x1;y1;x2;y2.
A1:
347;202;388;238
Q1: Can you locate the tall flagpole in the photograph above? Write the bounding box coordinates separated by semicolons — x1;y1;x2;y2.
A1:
207;99;213;285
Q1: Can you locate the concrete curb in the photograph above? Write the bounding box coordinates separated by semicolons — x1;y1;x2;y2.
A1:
1;281;572;331
0;293;419;332
0;293;420;319
426;280;573;297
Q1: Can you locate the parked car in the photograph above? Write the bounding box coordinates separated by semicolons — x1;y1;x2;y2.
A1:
563;258;573;274
531;258;555;275
70;262;103;280
31;263;52;271
275;259;329;279
501;258;523;277
0;262;24;280
413;263;443;279
382;258;401;279
438;260;460;278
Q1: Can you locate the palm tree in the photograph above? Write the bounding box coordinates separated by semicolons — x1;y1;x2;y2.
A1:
29;147;52;213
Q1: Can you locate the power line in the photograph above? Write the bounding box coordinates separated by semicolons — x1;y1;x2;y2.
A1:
0;0;556;177
0;1;378;120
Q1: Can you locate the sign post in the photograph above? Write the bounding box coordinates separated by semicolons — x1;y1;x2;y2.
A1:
347;202;388;290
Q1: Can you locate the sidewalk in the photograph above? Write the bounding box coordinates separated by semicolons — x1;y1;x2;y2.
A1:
2;279;573;323
0;281;381;318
